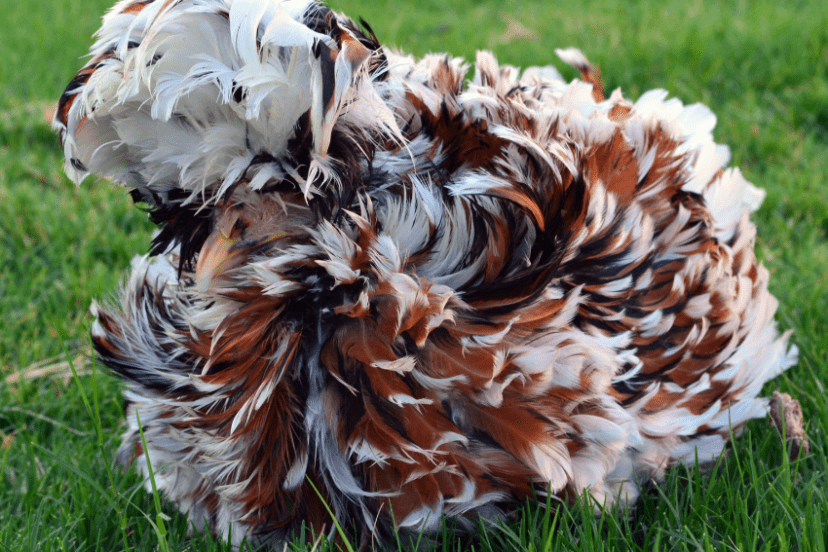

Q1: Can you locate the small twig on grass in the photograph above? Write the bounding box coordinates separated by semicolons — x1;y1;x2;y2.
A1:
5;352;90;385
769;391;810;462
308;524;325;552
769;390;810;487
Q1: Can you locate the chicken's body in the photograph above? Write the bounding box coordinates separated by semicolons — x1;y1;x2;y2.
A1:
55;0;797;547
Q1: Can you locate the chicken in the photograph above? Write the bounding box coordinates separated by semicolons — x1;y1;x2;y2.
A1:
54;0;797;547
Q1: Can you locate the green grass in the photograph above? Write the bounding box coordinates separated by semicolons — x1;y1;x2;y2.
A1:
1;0;826;550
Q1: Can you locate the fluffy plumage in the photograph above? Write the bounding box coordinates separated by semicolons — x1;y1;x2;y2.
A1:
55;0;797;547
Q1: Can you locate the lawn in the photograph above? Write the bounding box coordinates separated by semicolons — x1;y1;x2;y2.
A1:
1;0;826;550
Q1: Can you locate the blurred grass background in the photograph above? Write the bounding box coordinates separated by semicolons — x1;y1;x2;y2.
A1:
0;0;826;550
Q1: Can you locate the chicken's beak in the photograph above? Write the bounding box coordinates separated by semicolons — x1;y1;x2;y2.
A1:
196;223;239;292
195;206;292;291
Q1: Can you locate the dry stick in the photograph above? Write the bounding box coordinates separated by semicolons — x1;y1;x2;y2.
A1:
5;352;90;385
768;391;810;487
768;391;810;462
